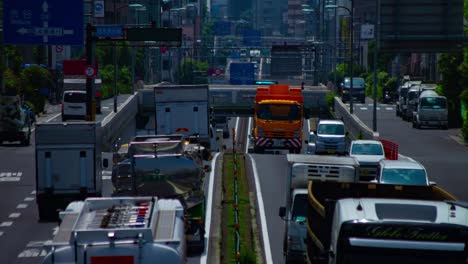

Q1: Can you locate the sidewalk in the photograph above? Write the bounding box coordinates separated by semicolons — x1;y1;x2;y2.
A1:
36;100;61;123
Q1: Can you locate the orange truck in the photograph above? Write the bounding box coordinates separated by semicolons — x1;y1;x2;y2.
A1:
253;84;304;153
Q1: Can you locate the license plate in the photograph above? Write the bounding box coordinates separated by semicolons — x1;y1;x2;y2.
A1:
360;169;370;175
326;149;336;154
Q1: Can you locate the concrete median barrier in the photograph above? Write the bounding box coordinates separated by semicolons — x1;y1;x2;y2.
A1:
334;97;379;140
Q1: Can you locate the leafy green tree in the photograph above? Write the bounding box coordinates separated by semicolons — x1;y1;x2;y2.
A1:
179;59;209;84
20;66;53;113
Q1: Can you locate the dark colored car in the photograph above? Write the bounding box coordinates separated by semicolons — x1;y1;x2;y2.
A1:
341;77;366;103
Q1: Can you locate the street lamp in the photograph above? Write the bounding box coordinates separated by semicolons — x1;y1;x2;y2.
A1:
113;2;144;112
325;3;355;114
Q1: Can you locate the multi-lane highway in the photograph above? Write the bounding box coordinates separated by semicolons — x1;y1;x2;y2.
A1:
1;96;468;264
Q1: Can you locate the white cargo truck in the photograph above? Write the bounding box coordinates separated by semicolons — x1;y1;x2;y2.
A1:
154;85;215;159
42;197;186;264
35;122;102;221
279;154;359;263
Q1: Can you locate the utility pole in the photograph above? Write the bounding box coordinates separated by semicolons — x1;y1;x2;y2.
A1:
349;0;354;114
372;0;380;132
0;28;4;95
113;1;118;112
85;23;96;121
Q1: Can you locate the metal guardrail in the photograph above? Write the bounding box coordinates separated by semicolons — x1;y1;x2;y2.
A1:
334;97;379;140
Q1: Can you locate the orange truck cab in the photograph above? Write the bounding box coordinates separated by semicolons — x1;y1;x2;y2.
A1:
253;84;304;153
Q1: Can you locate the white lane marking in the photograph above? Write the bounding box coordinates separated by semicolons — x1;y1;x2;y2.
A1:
0;221;13;227
9;213;21;218
360;107;368;110
52;227;59;236
102;171;112;180
248;155;273;263
200;152;220;264
24;197;35;202
16;204;28;209
45;113;62;123
102;106;110;109
0;177;20;182
386;107;393;110
376;107;380;110
18;240;51;258
0;231;3;237
245;117;252;153
31;190;36;195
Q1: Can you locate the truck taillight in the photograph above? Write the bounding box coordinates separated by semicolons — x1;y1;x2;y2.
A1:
95;91;102;98
61;103;64;110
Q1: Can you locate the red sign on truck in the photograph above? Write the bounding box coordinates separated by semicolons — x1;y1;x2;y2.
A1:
63;59;99;75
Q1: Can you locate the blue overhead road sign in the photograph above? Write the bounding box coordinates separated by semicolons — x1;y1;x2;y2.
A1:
2;0;84;45
95;25;123;38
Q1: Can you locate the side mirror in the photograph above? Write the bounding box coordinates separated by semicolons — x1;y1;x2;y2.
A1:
370;179;378;183
429;181;437;186
304;140;309;144
278;206;286;219
345;132;349;137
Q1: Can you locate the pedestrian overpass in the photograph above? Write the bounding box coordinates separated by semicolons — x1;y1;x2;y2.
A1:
139;84;329;117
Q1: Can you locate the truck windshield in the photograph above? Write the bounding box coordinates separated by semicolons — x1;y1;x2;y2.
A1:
420;97;447;109
339;248;464;264
344;78;365;87
257;104;301;121
291;194;307;222
317;124;345;135
338;223;466;264
381;169;427;185
351;144;383;155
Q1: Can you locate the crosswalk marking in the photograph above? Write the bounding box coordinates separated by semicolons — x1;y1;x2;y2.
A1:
16;204;28;209
0;221;13;227
0;171;22;182
360;107;368;110
386;107;393;110
18;240;52;258
24;197;35;202
9;213;21;218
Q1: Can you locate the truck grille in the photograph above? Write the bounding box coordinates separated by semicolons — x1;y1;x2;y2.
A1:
358;165;377;181
307;165;341;179
263;131;294;138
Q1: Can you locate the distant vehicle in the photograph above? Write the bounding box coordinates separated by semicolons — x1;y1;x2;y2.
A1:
306;131;316;154
340;77;366;103
0;96;32;145
154;84;215;160
315;119;347;155
396;80;421;118
403;86;420;121
412;90;448;129
349;140;385;181
213;116;230;138
61;90;87;121
376;159;432;186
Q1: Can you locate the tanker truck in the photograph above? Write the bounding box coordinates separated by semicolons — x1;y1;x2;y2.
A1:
42;197;186;263
111;134;207;254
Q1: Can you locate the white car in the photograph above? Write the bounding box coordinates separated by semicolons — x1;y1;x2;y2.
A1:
376;159;433;186
349;140;385;181
62;90;87;121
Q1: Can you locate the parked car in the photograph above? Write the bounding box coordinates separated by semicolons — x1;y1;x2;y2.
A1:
375;159;434;186
306;131;316;154
62;90;87;121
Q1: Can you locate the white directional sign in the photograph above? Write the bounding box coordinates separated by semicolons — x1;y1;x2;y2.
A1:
3;0;84;45
360;24;375;40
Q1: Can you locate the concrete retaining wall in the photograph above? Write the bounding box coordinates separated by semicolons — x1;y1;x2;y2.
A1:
101;93;138;151
334;97;379;140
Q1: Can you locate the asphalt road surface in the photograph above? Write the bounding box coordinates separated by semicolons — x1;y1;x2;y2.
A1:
351;99;468;201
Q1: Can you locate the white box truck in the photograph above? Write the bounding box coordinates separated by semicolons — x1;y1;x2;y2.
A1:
35;122;102;221
154;85;215;159
42;197;186;264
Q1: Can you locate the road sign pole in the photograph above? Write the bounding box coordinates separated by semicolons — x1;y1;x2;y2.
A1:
86;23;96;121
0;29;5;95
